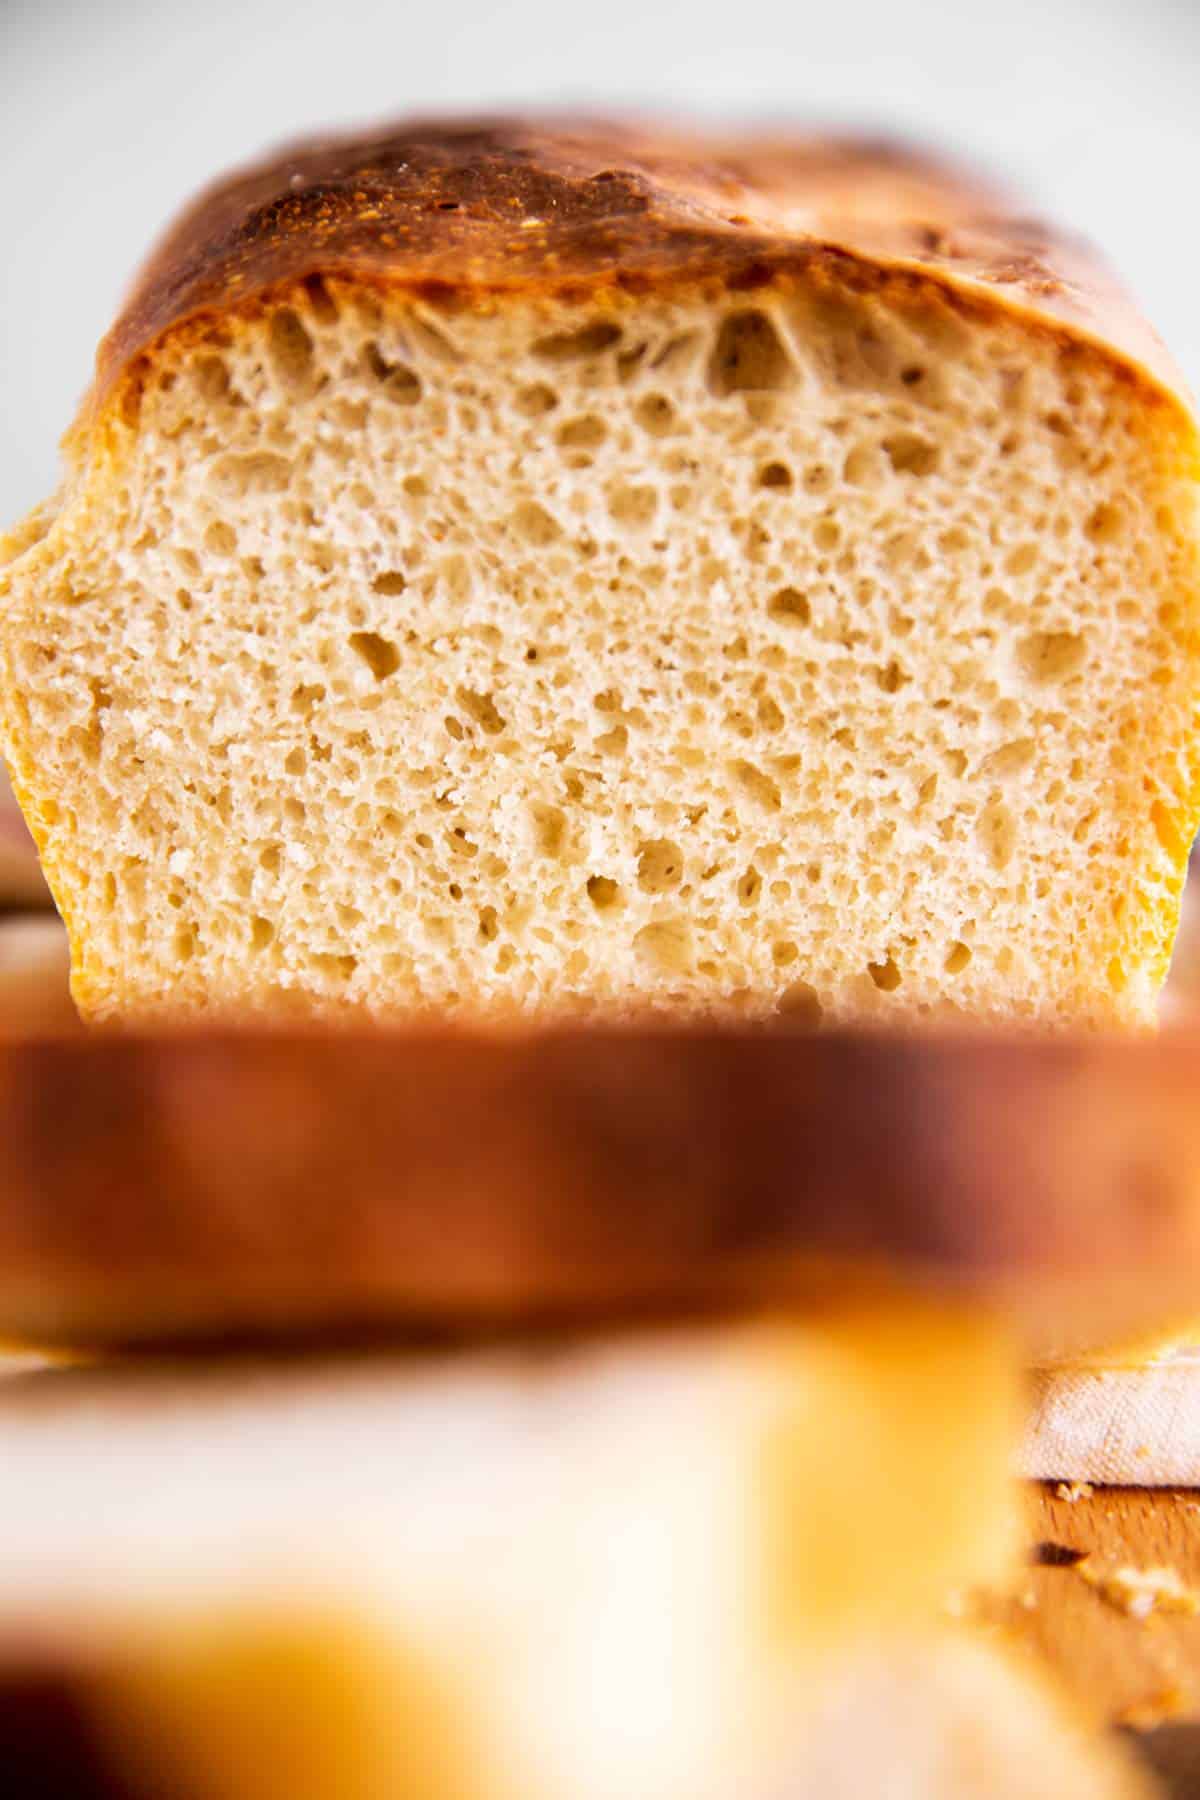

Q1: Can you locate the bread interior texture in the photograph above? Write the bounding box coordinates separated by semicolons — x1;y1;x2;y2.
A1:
2;272;1197;1025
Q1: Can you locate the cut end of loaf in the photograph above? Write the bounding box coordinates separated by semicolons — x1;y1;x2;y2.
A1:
2;268;1199;1028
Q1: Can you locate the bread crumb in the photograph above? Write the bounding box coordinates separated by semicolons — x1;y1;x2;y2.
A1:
1055;1481;1094;1503
1115;1684;1188;1730
1078;1561;1200;1619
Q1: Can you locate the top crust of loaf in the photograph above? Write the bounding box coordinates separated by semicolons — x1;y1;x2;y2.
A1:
87;115;1190;429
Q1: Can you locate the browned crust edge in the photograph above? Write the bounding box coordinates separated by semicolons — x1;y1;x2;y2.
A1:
81;114;1193;436
2;1023;1200;1347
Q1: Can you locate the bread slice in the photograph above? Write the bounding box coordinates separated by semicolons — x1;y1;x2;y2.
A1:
2;119;1198;1026
0;1307;1020;1798
0;1313;1153;1799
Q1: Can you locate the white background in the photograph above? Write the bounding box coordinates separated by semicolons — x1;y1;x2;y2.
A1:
2;0;1197;526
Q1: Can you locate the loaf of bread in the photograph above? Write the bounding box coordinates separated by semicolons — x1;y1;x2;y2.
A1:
2;119;1198;1026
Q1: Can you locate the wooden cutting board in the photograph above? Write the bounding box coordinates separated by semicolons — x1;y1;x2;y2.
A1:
987;1486;1200;1793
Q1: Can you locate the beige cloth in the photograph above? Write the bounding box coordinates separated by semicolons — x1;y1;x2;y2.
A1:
1023;1344;1200;1485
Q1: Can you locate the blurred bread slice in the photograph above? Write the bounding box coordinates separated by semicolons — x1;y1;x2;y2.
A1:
0;1307;1018;1799
1;120;1197;1028
0;1309;1149;1797
0;1620;1154;1800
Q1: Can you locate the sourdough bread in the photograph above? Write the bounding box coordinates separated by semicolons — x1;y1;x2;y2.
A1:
2;120;1198;1025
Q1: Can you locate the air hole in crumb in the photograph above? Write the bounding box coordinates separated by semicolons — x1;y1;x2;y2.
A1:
708;310;794;395
768;586;810;627
301;275;338;324
533;321;621;361
635;918;692;974
291;683;325;717
210;452;292;498
193;355;231;401
1086;501;1123;544
843;445;880;487
586;875;621;911
371;570;407;595
737;866;762;906
945;941;972;975
557;414;607;449
868;956;902;992
1005;543;1038;576
884;434;939;476
204;520;238;557
284;747;306;776
731;760;781;810
778;980;822;1025
772;940;798;967
363;342;422;404
876;659;908;694
478;906;499;942
983;738;1036;778
314;952;358;982
174;926;196;964
511;500;561;546
758;461;793;490
979;798;1017;869
250;916;274;951
595;723;628;755
634;394;676;435
617;341;649;380
651;331;699;371
1017;630;1086;683
349;631;400;681
456;687;506;734
268;308;315;389
608;485;657;529
515;382;558;416
637;839;684;894
531;803;567;859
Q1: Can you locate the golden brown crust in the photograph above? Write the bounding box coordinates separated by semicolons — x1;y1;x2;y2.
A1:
3;1022;1200;1348
89;115;1191;422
